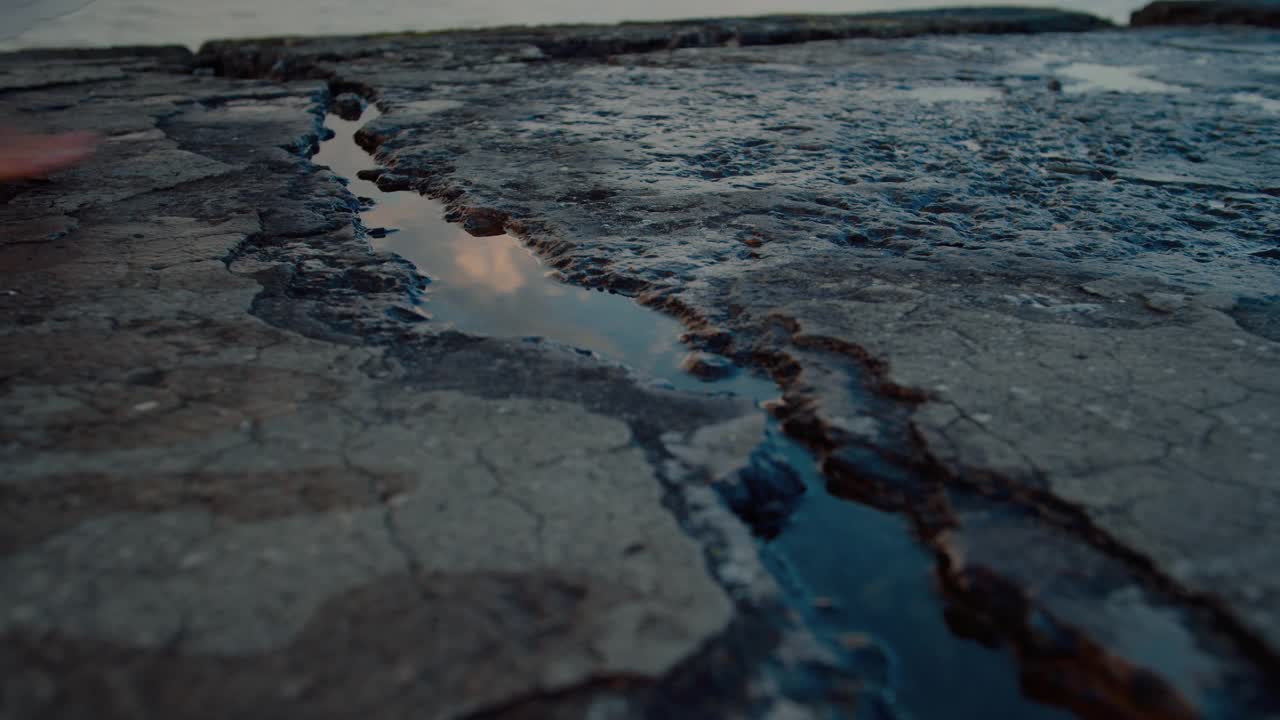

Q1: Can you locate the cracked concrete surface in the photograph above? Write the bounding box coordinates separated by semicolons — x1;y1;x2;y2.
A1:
191;15;1280;717
0;46;795;719
1;393;726;661
4;10;1280;720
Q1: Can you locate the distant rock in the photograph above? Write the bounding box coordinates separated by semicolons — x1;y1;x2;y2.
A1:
1131;0;1280;27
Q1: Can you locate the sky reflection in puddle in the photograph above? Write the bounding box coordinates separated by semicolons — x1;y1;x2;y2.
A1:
310;108;1086;720
1057;62;1187;94
315;111;771;398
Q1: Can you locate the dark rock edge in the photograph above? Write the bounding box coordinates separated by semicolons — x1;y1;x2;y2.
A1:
1132;1;1280;28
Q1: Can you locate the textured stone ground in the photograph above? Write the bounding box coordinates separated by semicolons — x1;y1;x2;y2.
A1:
2;9;1279;720
0;45;796;719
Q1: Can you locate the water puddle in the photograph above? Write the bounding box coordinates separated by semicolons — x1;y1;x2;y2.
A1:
1056;62;1187;94
904;86;1004;103
1232;92;1280;114
316;110;765;399
314;109;1070;720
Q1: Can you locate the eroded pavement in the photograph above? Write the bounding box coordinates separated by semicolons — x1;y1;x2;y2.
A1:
1;10;1279;720
0;45;794;719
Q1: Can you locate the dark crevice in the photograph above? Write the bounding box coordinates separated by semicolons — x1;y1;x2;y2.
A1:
327;105;1208;719
189;24;1280;717
350;122;1268;720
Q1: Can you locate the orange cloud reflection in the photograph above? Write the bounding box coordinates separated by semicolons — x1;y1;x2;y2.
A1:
451;233;528;295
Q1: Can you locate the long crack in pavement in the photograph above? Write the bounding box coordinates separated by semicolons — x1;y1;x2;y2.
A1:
2;10;1279;720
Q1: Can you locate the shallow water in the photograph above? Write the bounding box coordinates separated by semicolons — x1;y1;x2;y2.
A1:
1057;61;1187;93
2;0;1144;50
1233;92;1280;113
314;110;1072;719
316;111;768;398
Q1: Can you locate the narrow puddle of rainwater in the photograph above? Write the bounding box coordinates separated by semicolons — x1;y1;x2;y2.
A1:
314;109;1071;720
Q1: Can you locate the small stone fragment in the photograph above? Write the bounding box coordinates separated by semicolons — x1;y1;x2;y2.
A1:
460;208;509;237
723;445;806;538
375;173;415;192
681;352;739;381
332;92;367;121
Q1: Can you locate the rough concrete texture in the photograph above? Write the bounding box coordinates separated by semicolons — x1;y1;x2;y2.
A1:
3;8;1280;720
194;14;1280;716
0;45;833;719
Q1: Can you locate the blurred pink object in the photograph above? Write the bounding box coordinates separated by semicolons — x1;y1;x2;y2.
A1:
0;128;96;181
2;1;99;179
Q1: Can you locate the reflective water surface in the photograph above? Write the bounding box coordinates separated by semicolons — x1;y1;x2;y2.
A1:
315;110;1072;720
1057;62;1188;93
317;112;774;398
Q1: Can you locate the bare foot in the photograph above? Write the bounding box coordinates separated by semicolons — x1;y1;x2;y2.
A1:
0;129;97;181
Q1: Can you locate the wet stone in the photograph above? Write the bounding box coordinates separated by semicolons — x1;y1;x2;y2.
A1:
680;351;739;381
374;172;415;192
722;444;806;539
332;91;366;120
459;207;509;237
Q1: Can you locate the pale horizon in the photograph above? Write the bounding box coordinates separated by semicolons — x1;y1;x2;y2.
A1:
4;0;1146;51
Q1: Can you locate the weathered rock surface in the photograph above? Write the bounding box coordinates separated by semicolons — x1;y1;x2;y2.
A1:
190;15;1280;718
0;45;816;719
1132;0;1280;27
4;8;1280;720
